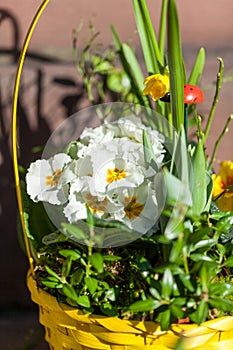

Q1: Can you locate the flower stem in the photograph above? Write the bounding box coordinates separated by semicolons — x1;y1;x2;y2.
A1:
203;57;224;144
208;114;233;170
213;184;233;202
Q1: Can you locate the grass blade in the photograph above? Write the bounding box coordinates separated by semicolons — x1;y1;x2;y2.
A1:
132;0;160;74
188;48;205;85
111;25;150;106
158;0;168;64
167;0;185;132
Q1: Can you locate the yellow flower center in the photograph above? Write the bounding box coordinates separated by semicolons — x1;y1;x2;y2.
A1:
106;168;126;184
123;196;144;220
86;193;108;214
46;168;62;187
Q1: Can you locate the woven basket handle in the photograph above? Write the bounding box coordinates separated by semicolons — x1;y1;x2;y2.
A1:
12;0;51;273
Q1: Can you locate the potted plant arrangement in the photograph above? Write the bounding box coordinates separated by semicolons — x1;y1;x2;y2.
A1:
12;0;233;349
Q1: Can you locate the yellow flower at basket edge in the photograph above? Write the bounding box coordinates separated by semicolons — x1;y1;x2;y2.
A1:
143;73;170;101
212;160;233;211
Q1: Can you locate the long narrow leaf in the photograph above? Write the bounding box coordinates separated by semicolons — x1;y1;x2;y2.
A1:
111;25;149;106
122;43;145;91
167;0;185;132
140;0;163;68
188;48;205;85
158;0;168;63
132;0;160;74
191;138;207;216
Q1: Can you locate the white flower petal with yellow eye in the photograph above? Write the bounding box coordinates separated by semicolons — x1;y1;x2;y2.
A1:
79;116;165;169
112;181;159;234
89;138;151;194
26;153;71;205
63;178;120;223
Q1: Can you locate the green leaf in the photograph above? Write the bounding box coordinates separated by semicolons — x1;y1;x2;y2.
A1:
107;70;130;93
122;43;145;90
191;239;216;253
86;206;95;228
167;0;185;131
169;236;184;263
162;268;173;299
42;278;63;289
84;276;98;294
149;287;161;300
191;139;207;216
45;265;60;280
203;172;213;212
190;254;213;262
132;0;161;73
223;256;233;267
209;283;233;297
100;302;118;316
102;255;121;261
164;169;191;207
62;255;72;278
178;274;195;292
59;249;81;261
129;299;162;312
105;288;116;302
111;25;149;106
142;129;159;171
171;303;184;320
42;231;67;245
158;0;168;62
71;268;85;285
158;309;171;331
216;213;233;233
190;299;208;325
62;284;78;302
65;141;79;159
61;223;87;241
89;252;104;273
188;48;206;85
208;297;233;312
76;295;91;308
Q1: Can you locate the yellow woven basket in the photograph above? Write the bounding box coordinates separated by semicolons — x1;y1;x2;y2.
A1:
12;1;233;349
27;271;233;350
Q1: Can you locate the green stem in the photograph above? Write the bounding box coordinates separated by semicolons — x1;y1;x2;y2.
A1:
213;184;233;202
203;57;224;143
208;114;233;170
184;103;188;143
86;245;93;277
183;252;189;275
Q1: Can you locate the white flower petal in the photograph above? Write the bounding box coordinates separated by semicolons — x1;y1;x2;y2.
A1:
26;153;72;205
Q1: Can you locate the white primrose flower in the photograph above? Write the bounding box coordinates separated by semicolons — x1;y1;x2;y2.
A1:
63;178;119;223
90;138;155;194
80;124;115;146
109;180;159;234
107;116;165;165
26;153;72;205
80;116;165;167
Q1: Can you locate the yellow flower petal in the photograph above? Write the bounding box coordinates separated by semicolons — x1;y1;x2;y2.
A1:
143;74;170;101
212;160;233;211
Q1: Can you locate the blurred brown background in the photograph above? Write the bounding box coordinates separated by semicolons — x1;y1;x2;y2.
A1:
0;1;233;348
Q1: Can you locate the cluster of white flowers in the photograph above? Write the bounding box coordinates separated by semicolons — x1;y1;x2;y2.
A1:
26;116;165;234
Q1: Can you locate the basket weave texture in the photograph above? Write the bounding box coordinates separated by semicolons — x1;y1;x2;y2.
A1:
27;272;233;350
